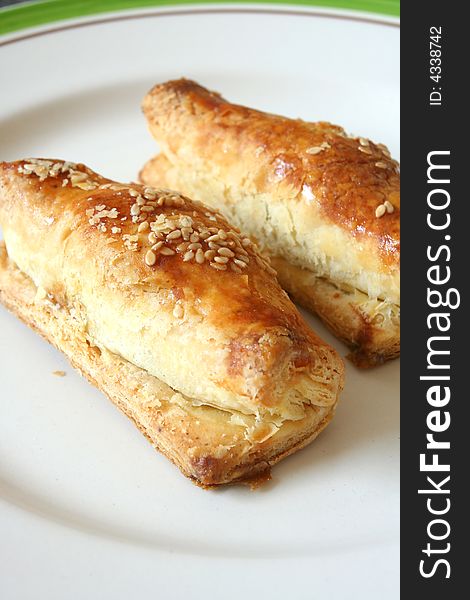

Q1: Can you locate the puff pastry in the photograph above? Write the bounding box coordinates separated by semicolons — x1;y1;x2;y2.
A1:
141;79;400;366
0;159;344;486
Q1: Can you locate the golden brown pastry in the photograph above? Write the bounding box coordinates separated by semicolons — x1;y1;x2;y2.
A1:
0;158;344;486
141;79;400;366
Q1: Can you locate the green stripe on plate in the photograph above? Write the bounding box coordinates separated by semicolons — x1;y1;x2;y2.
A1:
0;0;399;36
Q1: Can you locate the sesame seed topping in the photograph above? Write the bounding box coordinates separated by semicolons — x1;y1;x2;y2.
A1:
359;137;370;146
214;256;229;264
377;143;392;158
375;161;388;169
306;146;323;155
375;204;386;218
218;247;234;257
152;241;164;251
358;145;373;155
210;262;227;271
176;242;189;252
145;250;157;266
18;160;266;276
167;229;182;240
187;242;202;251
234;258;248;269
384;200;395;213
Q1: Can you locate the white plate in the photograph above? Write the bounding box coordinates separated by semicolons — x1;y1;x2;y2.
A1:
0;5;399;599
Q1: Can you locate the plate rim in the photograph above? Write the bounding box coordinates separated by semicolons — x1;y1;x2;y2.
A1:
0;1;400;46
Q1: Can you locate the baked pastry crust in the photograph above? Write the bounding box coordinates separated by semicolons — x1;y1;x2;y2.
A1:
0;159;343;486
141;79;400;366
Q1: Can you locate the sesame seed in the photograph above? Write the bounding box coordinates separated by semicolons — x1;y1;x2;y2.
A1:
204;250;216;261
181;227;192;241
160;247;175;256
188;242;202;251
230;263;242;273
358;145;373;155
70;171;87;183
218;230;228;240
176;242;190;252
375;204;386;218
130;204;140;216
234;258;248;269
173;303;184;319
218;247;234;257
195;249;205;264
375;161;388;169
138;221;149;233
241;238;251;247
214;256;229;264
306;146;323;155
148;232;157;244
152;241;164;251
141;205;154;212
236;253;249;263
111;226;121;234
145;250;157;266
183;250;194;262
208;241;220;250
206;234;220;243
377;143;391;157
384;200;395;213
167;230;182;241
189;232;200;243
359;137;369;146
210;262;227;271
129;189;139;197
